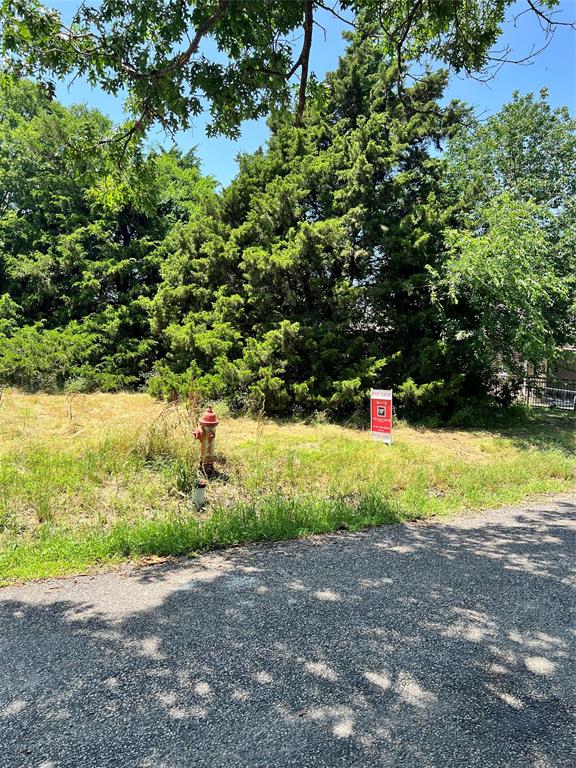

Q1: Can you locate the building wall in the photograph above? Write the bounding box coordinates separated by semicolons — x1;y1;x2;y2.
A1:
526;353;576;381
554;363;576;382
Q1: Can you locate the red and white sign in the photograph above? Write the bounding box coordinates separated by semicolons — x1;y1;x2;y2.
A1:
371;389;393;444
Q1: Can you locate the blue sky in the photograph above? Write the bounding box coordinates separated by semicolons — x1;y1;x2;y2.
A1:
50;0;576;185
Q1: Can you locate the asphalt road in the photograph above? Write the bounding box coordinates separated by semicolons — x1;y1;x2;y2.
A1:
1;499;575;768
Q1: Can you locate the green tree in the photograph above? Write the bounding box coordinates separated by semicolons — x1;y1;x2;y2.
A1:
445;90;576;212
442;194;571;376
0;80;217;391
150;36;467;415
438;90;576;389
1;1;572;138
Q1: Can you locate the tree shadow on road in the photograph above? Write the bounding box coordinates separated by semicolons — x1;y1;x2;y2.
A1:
1;502;574;767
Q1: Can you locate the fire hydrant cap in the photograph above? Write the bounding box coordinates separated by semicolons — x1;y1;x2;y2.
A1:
199;406;219;426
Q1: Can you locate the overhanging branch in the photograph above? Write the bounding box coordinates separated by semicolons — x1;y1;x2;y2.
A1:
295;0;314;126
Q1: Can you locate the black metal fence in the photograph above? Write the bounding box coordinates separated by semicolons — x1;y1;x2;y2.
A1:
523;377;576;410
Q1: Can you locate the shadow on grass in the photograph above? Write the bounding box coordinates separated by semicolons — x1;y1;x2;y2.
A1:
229;406;576;456
475;411;576;456
413;410;576;456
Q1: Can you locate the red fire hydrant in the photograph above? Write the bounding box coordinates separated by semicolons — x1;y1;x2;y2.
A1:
194;406;219;476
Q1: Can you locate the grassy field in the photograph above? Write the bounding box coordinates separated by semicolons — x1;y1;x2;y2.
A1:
0;389;574;584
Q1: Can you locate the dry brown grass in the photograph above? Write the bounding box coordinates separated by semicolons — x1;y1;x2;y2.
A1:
0;391;576;580
1;389;574;582
0;389;499;463
0;390;165;449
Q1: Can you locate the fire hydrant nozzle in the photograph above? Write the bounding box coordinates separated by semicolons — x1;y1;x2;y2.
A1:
194;406;219;476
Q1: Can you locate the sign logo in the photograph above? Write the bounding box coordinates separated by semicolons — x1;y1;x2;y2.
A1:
371;389;392;444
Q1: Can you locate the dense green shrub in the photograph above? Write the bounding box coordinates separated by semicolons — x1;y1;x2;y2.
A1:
1;55;573;420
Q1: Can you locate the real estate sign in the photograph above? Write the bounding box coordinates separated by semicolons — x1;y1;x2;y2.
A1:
371;389;392;444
